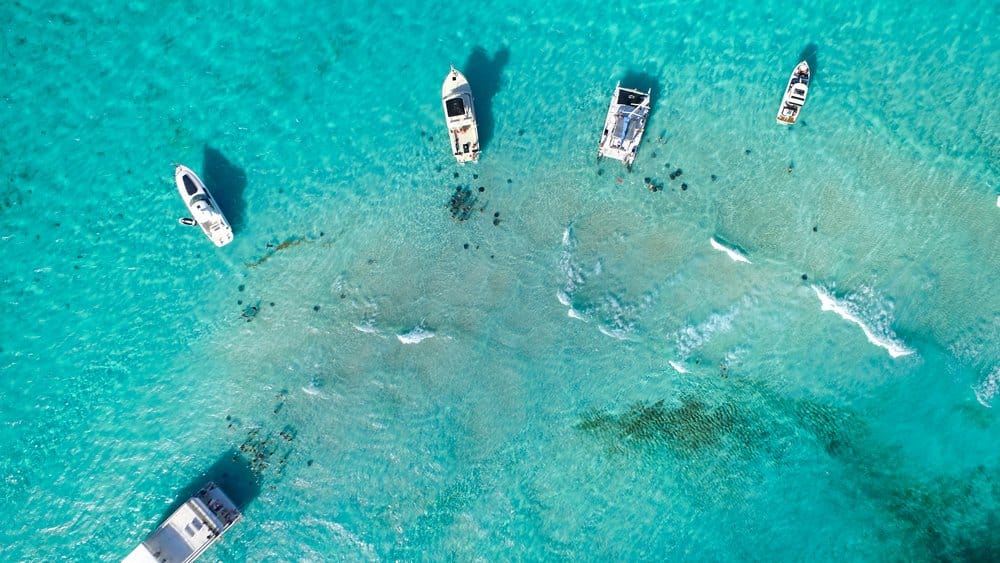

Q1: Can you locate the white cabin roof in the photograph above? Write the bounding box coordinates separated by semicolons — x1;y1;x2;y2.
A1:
124;484;240;563
124;500;218;563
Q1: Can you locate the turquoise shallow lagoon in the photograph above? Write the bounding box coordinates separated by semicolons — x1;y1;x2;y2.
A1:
2;0;999;560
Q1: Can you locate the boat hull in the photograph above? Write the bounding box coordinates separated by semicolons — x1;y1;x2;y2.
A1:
441;67;480;163
174;165;234;247
597;83;651;171
124;482;241;563
776;61;811;125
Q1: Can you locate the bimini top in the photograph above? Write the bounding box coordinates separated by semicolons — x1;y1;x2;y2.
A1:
441;66;480;163
174;165;234;247
597;82;651;171
123;482;241;563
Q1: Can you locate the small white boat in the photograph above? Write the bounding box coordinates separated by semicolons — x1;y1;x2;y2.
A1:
175;165;233;247
776;61;810;125
597;82;651;171
123;482;241;563
441;66;480;163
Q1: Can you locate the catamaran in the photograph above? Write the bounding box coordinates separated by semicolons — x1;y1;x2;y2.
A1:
776;61;811;125
441;66;480;163
175;164;234;247
123;482;241;563
597;82;651;171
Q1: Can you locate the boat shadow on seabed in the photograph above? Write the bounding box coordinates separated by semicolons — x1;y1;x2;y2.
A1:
619;69;662;139
798;43;819;81
461;46;510;151
156;449;262;521
202;145;248;234
619;70;662;100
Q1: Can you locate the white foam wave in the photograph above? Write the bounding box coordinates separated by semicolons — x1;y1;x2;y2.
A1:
724;347;749;365
557;226;640;338
709;237;752;264
670;300;745;359
556;290;571;306
811;285;913;358
973;366;999;408
301;385;327;398
396;326;435;344
560;253;584;295
352;320;382;336
596;294;638;339
557;225;586;312
668;360;689;374
597;324;630;340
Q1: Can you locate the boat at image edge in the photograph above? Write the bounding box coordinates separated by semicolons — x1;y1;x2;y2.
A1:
123;482;241;563
597;82;651;171
441;66;480;163
175;164;234;247
776;61;811;125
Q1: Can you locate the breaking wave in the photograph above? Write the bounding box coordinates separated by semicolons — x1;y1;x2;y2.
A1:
352;318;383;337
556;226;642;339
973;366;999;408
396;325;435;344
558;227;588;324
559;226;585;296
709;237;752;264
811;285;913;358
301;385;323;396
556;290;571;307
669;299;746;360
668;360;689;374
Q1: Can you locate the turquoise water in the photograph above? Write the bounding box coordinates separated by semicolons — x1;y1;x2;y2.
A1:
2;0;999;560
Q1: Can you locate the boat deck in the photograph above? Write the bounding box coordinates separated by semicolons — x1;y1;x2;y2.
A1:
124;483;240;563
776;63;810;124
598;85;651;169
442;67;480;163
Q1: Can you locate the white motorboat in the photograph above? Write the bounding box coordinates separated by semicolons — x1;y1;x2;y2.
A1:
123;482;241;563
175;165;234;247
597;82;651;171
776;61;810;125
441;66;480;163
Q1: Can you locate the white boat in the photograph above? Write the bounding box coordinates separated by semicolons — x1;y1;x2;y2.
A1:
776;61;810;125
123;482;241;563
441;66;480;163
175;165;234;247
597;82;651;171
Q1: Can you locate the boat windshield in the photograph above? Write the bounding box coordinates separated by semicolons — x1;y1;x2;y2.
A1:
182;175;199;196
445;97;466;117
